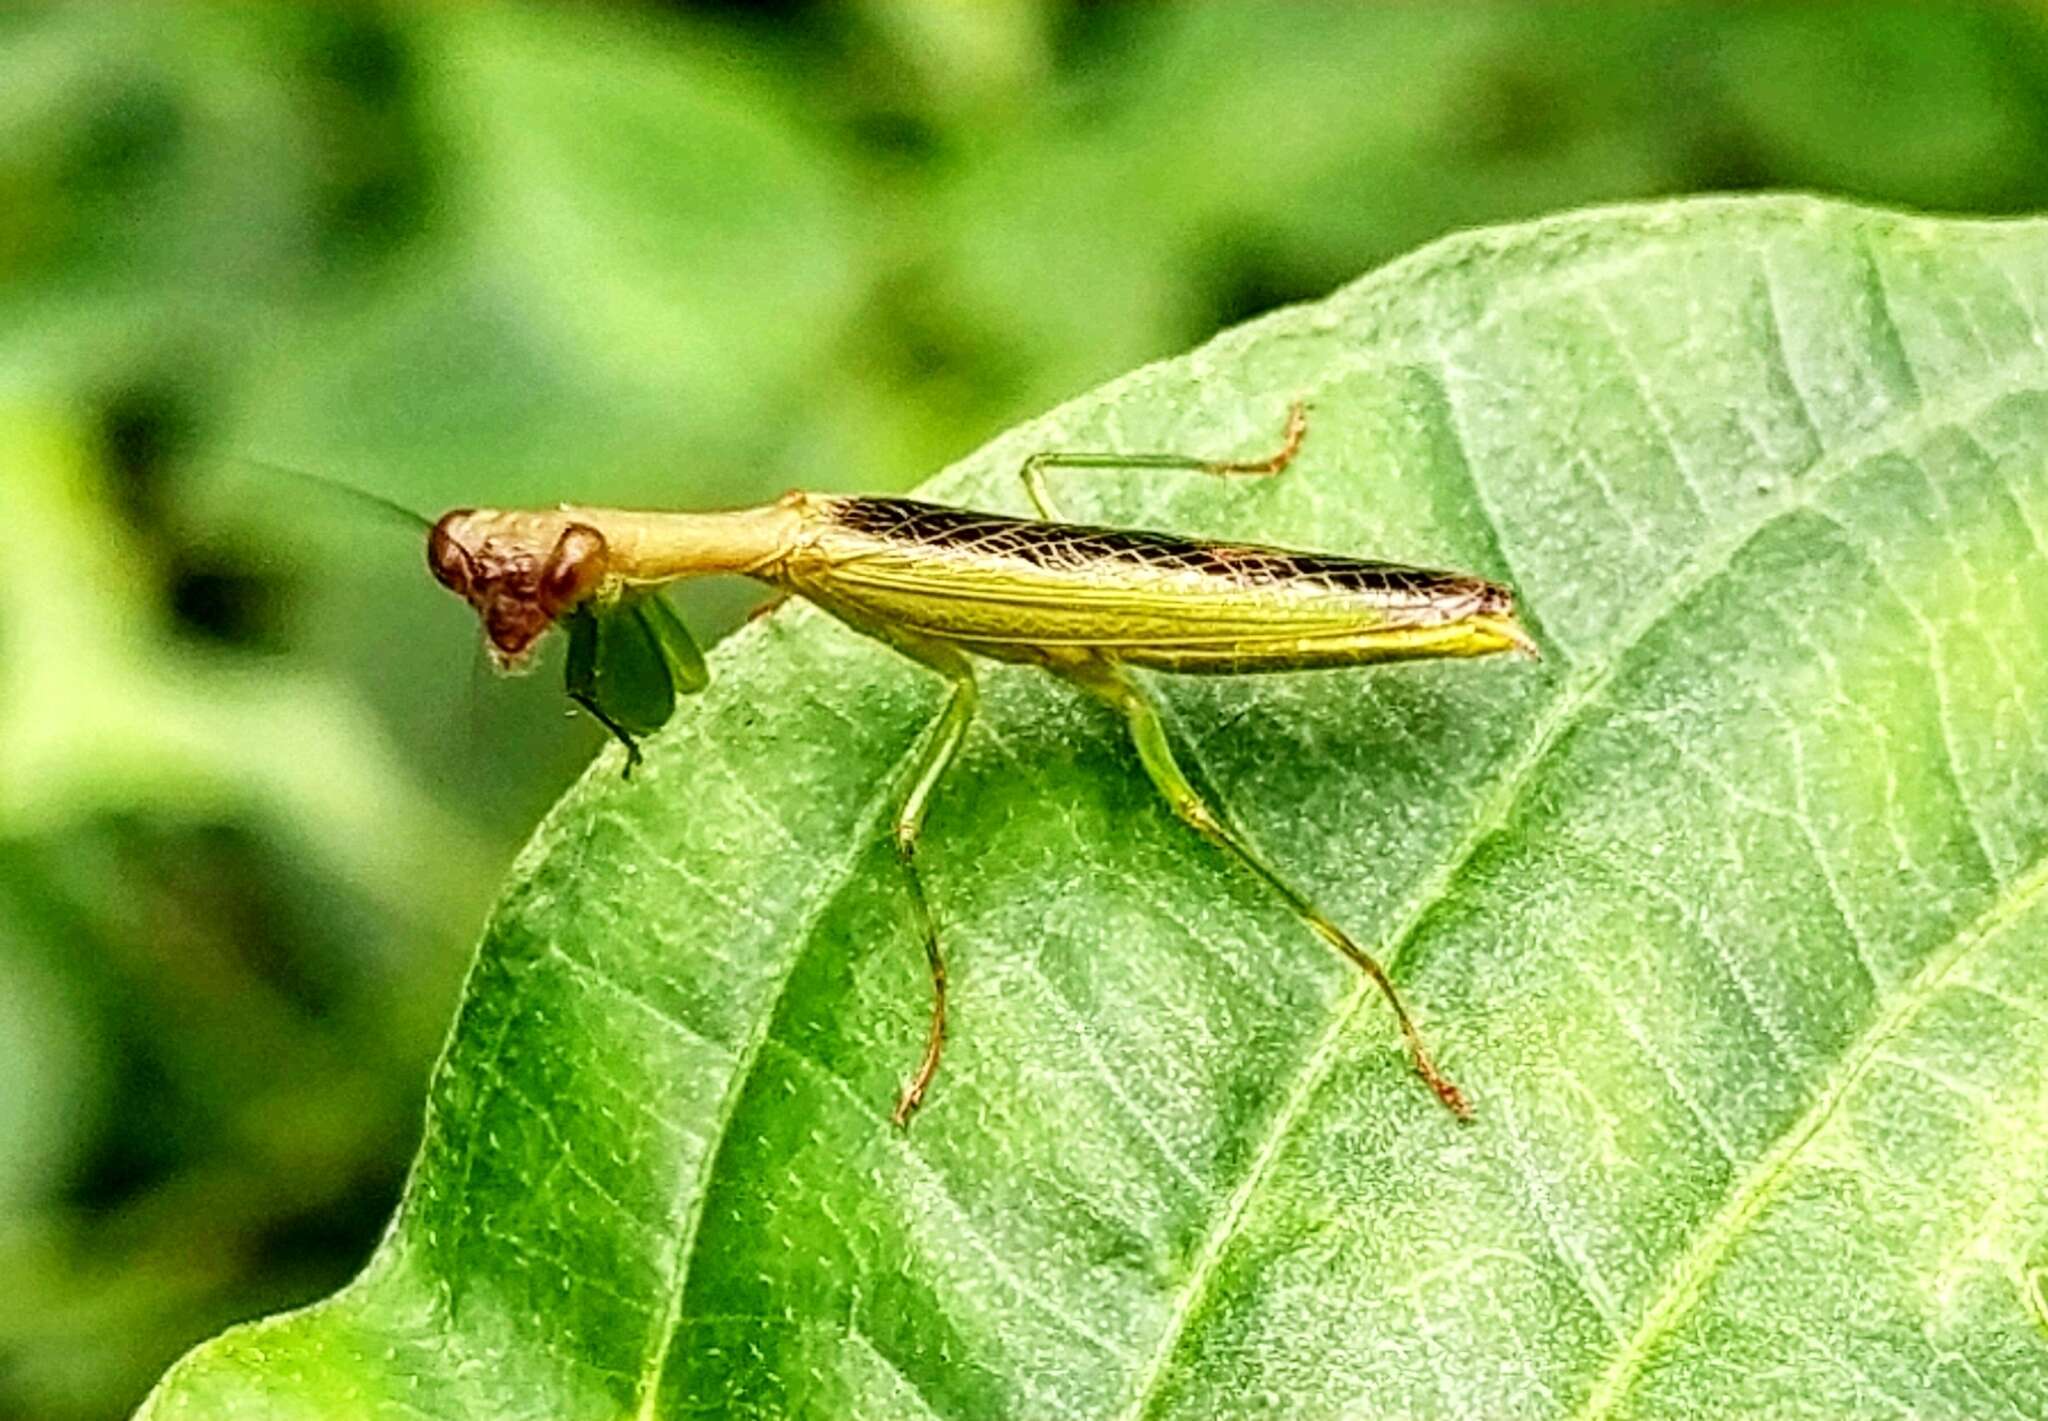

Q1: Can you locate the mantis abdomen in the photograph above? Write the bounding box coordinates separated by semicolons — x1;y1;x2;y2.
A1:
786;495;1532;673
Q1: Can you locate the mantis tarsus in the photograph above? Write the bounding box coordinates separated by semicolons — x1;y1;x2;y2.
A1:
424;404;1537;1125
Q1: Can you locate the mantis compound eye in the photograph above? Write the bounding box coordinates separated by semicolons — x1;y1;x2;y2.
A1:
541;523;609;612
426;511;478;596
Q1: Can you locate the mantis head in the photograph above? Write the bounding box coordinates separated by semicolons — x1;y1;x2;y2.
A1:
427;508;610;671
426;507;710;776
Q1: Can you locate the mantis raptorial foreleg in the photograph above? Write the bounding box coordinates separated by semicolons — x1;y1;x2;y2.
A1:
1050;652;1472;1121
565;608;647;775
1021;401;1308;521
875;630;981;1127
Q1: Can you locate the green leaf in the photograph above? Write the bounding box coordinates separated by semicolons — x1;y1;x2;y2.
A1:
139;196;2048;1418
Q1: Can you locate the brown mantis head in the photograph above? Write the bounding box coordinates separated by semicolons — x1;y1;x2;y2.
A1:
427;509;610;670
424;506;711;775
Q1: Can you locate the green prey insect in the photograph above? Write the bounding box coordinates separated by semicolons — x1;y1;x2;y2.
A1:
424;405;1536;1125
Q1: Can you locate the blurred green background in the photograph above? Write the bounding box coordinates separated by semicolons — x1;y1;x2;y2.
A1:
6;2;2048;1416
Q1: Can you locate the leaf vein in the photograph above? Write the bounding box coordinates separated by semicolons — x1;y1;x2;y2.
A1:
766;1038;1137;1365
1758;251;1828;450
1498;1094;1629;1342
1568;953;1737;1167
1571;842;2048;1419
1805;507;2007;885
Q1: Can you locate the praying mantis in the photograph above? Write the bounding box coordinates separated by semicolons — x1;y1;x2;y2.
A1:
423;404;1537;1125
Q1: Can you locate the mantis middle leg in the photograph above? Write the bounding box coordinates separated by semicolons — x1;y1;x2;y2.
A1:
1050;652;1472;1121
1021;400;1308;521
874;631;980;1127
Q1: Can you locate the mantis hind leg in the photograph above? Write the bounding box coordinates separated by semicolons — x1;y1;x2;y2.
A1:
876;633;980;1127
1050;653;1472;1121
1020;399;1308;521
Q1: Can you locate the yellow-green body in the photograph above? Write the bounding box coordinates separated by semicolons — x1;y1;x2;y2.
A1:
783;494;1529;671
426;406;1534;1125
442;490;1531;672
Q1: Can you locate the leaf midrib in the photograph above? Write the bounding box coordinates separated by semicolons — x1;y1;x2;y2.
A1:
1116;348;2048;1420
